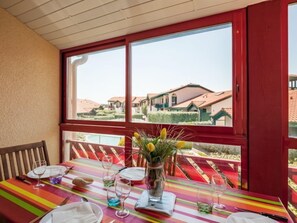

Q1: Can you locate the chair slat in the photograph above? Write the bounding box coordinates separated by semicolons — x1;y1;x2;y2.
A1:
21;150;29;173
1;154;9;181
32;148;39;162
0;141;50;180
15;151;23;176
8;153;16;178
38;147;45;161
27;150;34;170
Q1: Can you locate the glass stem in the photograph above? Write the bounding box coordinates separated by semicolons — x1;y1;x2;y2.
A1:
121;198;125;213
218;194;220;205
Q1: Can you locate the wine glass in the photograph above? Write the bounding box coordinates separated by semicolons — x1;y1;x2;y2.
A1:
102;155;113;171
211;173;227;209
115;176;131;218
32;160;47;189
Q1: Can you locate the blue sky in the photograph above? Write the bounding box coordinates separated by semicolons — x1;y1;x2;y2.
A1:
289;3;297;74
75;6;297;104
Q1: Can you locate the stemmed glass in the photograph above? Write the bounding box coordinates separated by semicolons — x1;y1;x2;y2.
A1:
102;155;113;171
211;173;227;209
115;176;131;218
32;160;47;189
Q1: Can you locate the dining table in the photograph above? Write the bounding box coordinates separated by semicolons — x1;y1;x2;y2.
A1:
0;158;293;223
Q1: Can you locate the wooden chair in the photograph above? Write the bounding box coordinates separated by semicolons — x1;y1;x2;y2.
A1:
0;140;50;181
135;152;177;176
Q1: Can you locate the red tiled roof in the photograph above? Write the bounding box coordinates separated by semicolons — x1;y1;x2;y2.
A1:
147;93;158;99
289;90;297;123
132;97;146;104
172;90;232;109
290;74;297;81
108;97;125;103
151;83;213;100
108;96;146;104
77;99;100;114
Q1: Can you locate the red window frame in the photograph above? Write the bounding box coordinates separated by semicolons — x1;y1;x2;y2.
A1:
60;9;247;188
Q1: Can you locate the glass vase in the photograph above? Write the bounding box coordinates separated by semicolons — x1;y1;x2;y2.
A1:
145;162;165;202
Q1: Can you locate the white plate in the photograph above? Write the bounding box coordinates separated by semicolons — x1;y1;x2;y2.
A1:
119;167;145;181
40;202;103;223
226;212;277;223
27;165;67;179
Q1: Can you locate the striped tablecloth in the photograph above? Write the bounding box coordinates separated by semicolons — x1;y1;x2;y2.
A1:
0;158;292;223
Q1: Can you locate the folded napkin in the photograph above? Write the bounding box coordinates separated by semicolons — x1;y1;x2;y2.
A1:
51;202;98;223
135;191;176;216
227;213;277;223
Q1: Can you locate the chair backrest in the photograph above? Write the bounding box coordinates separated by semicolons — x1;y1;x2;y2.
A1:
136;152;177;176
0;140;50;181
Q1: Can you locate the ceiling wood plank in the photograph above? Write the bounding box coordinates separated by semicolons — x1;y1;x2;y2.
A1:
43;11;124;40
26;10;68;29
50;1;194;46
17;0;82;23
7;0;50;16
26;0;113;29
0;0;22;9
121;0;191;19
33;0;152;35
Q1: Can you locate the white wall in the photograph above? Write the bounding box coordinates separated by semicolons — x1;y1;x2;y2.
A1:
211;97;232;115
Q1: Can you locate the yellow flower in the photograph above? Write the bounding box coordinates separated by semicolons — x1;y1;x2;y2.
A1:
118;137;125;146
146;143;155;152
160;128;167;140
134;132;141;140
176;141;185;149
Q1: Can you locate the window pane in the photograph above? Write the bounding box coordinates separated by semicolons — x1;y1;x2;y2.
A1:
62;131;125;166
131;24;233;126
289;4;297;138
66;47;125;121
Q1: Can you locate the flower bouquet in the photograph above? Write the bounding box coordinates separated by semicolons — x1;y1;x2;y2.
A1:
133;127;185;201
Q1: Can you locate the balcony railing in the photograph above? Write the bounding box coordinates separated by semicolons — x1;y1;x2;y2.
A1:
65;139;241;188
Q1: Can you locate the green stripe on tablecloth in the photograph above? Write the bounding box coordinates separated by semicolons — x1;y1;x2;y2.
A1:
0;189;44;216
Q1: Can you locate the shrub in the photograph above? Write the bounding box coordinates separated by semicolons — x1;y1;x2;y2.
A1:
147;112;199;123
194;142;240;155
94;115;115;120
114;114;125;119
178;121;212;125
132;113;144;119
142;104;148;116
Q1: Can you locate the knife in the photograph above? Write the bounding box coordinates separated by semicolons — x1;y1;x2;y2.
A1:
117;166;127;174
29;196;70;223
64;166;74;175
16;176;32;185
235;207;288;222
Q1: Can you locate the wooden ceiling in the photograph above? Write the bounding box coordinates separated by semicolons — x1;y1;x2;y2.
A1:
0;0;267;50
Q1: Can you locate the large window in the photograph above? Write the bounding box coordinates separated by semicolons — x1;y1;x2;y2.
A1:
131;24;232;126
61;10;246;187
